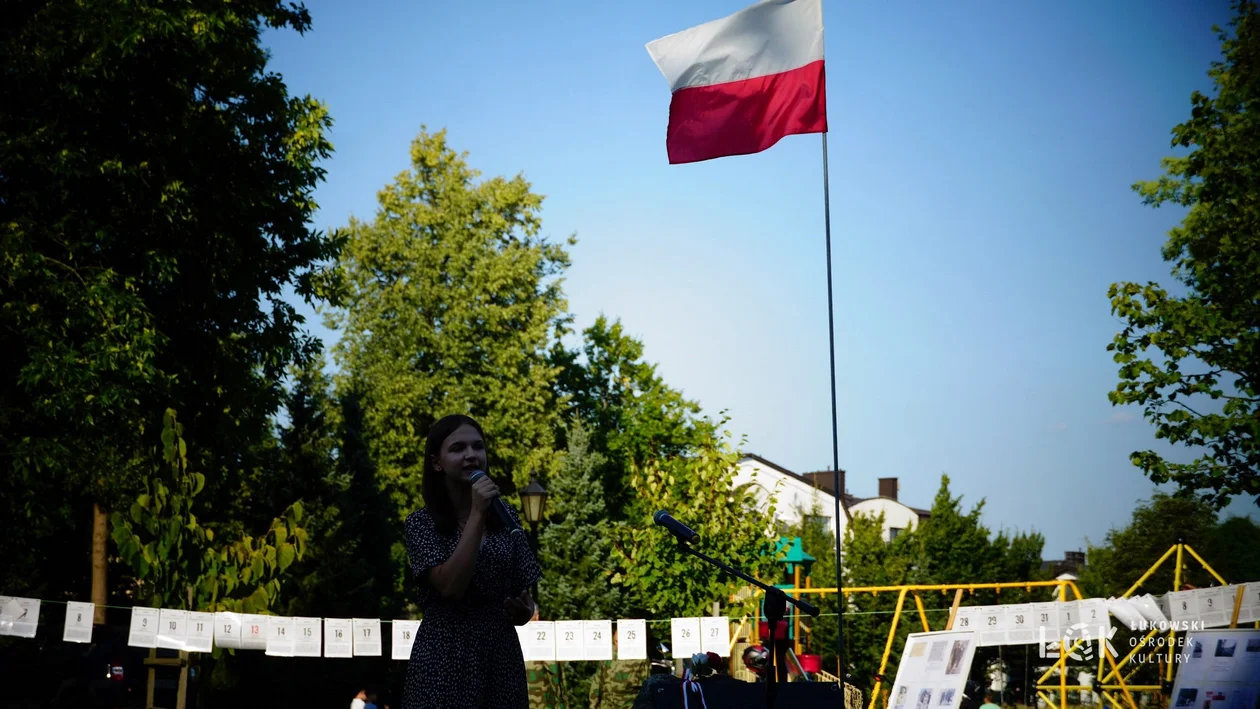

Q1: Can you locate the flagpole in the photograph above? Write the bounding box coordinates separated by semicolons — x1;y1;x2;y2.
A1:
822;131;845;679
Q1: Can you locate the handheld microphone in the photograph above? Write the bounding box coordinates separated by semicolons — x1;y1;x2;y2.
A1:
468;470;523;535
653;510;699;545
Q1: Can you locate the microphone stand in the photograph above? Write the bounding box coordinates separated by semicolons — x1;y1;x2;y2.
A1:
674;541;819;709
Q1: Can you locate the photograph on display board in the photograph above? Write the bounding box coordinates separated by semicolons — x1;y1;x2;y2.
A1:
1215;639;1237;658
929;641;947;663
1247;639;1260;653
909;641;926;658
940;688;957;706
917;688;933;709
1193;640;1204;658
946;639;970;675
1175;689;1198;708
894;685;908;709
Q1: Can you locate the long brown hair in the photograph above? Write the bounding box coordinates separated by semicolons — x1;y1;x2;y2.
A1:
423;414;502;535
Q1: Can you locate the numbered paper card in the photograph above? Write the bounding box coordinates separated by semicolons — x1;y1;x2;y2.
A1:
128;607;159;648
240;614;269;651
1194;587;1229;628
951;606;980;632
324;618;353;658
265;616;296;657
1078;599;1110;634
1004;604;1036;644
700;617;731;656
671;617;702;658
555;620;584;661
976;606;1008;646
157;609;189;650
0;597;40;639
214;612;243;650
1167;590;1199;623
584;620;613;661
186;612;214;653
521;621;556;662
617;619;647;660
1056;601;1082;636
293;617;321;657
1029;602;1059;642
353;618;382;656
63;601;95;644
392;620;421;660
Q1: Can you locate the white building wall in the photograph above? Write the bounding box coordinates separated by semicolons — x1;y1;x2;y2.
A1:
733;458;847;539
848;498;921;542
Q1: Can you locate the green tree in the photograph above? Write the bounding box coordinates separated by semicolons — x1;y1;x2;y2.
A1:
1107;0;1260;508
266;364;404;620
551;316;717;514
536;422;630;707
0;0;339;603
330;128;569;511
609;419;779;621
1203;515;1260;583
840;510;917;688
538;422;626;622
838;477;1046;690
111;410;308;614
1079;492;1255;598
909;477;1005;594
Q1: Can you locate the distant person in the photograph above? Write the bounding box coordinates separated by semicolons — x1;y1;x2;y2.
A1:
981;692;1001;709
352;689;368;709
402;415;541;708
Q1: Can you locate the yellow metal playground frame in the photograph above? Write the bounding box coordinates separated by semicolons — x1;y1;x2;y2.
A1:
774;544;1254;709
1034;543;1255;709
767;578;1075;709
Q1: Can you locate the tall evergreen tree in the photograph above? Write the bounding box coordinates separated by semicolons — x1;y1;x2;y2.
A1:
331;128;569;511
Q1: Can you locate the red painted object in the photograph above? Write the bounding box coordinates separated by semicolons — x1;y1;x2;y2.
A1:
797;654;822;673
757;620;789;640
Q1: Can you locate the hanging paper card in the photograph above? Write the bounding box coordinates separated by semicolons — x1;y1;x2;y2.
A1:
617;619;647;660
128;607;159;648
324;618;352;658
392;620;421;660
63;602;94;644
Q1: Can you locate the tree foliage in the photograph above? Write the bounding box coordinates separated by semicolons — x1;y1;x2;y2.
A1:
837;476;1046;690
330;129;569;510
609;419;779;620
0;0;339;601
1079;492;1260;598
536;422;630;707
552;316;717;514
1107;0;1260;507
111;410;307;614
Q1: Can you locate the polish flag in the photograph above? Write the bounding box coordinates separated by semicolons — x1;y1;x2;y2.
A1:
646;0;827;165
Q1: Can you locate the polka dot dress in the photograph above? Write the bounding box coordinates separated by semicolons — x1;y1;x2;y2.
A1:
402;506;541;709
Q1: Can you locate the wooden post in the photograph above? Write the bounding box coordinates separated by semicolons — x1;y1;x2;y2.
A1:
176;650;189;709
945;589;964;630
146;648;157;709
92;504;108;624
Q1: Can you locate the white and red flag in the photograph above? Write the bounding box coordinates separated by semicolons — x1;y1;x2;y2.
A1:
646;0;827;165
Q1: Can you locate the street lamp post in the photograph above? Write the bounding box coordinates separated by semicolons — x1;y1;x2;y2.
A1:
519;475;548;603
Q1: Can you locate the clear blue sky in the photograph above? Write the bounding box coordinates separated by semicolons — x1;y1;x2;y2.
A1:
264;0;1257;559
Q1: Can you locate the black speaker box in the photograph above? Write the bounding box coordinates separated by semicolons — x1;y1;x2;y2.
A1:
640;675;848;708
